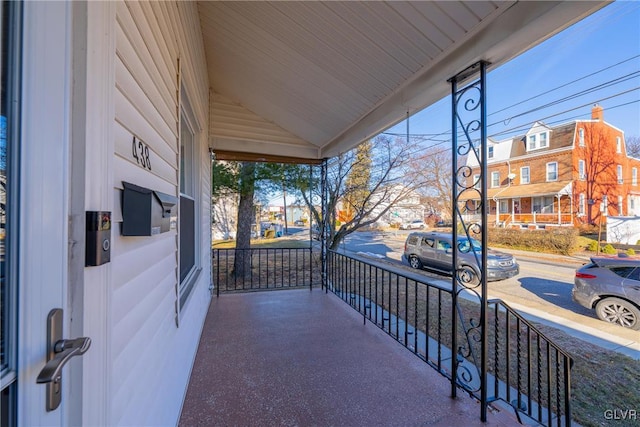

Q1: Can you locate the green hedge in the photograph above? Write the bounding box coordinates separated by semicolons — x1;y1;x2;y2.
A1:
487;227;579;255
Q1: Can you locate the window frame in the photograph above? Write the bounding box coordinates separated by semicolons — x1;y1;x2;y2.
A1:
579;128;585;146
578;159;585;180
491;171;500;188
520;166;530;184
633;167;637;186
546;162;558;182
617;164;623;184
616;136;621;153
177;85;202;316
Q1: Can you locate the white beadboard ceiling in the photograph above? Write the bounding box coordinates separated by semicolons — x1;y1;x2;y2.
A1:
199;1;608;161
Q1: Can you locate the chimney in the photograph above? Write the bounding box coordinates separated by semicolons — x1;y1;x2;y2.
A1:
592;104;603;121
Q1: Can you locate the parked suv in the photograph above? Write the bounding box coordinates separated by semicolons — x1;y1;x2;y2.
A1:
399;219;426;230
403;231;519;282
573;257;640;330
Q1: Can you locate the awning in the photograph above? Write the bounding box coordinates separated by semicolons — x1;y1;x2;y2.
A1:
461;181;573;200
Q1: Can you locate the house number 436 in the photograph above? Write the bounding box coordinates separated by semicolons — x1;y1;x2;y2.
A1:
132;136;152;171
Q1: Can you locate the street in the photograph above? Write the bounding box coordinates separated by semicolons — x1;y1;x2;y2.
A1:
332;229;640;357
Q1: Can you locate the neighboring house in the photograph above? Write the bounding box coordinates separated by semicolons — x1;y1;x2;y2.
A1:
366;184;425;225
465;105;640;228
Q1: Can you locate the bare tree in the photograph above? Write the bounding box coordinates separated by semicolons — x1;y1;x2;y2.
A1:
288;135;423;250
408;145;453;222
626;135;640;158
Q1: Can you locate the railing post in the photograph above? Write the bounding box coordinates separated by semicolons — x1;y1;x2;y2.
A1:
321;158;328;292
449;60;489;422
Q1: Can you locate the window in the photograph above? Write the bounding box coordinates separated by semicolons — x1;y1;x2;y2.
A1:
578;160;585;180
579;128;585;146
633;168;637;186
421;237;434;248
533;196;555;213
579;193;586;215
618;195;623;214
617;137;621;153
520;166;530;184
488;146;494;159
546;162;558;181
527;134;537;150
491;171;500;188
499;200;508;213
617;165;623;184
473;174;480;190
178;88;200;311
539;132;548;148
1;2;20;421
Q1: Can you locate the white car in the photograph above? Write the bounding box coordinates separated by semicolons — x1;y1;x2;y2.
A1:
399;220;426;230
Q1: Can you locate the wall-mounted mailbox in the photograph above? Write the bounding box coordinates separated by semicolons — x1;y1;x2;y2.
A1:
86;211;111;267
121;182;177;236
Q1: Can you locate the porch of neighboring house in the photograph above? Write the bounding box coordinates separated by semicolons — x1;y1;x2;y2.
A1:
464;183;576;229
179;288;517;426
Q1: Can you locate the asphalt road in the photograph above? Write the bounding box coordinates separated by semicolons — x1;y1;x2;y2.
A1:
335;229;640;357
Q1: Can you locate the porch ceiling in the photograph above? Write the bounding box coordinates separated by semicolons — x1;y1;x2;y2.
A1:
199;1;608;161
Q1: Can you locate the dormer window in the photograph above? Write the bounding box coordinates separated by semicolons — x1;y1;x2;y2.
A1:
488;146;494;159
539;132;548;148
526;131;549;152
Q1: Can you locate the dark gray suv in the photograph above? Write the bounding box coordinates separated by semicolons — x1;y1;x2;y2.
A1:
403;231;519;282
573;257;640;330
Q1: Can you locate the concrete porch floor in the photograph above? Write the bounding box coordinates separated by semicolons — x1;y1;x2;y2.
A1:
179;288;518;426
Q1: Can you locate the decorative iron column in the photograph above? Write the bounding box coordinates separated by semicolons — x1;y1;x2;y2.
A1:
321;158;328;292
449;61;489;421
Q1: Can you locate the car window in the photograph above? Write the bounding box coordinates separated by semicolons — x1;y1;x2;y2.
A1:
421;237;434;247
407;236;418;245
609;266;636;278
624;267;640;281
437;240;451;251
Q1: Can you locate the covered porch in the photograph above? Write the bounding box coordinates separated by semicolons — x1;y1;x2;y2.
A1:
179;289;516;426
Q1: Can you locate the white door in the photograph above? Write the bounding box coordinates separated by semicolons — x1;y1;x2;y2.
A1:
1;2;77;425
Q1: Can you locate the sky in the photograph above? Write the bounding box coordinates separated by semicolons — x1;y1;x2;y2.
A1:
385;1;640;149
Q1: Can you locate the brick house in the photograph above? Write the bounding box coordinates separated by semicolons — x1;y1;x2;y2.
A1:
465;105;640;228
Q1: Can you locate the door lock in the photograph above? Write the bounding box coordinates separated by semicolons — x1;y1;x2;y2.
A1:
36;308;91;411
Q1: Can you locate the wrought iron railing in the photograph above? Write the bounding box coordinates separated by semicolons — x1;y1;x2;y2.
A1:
212;247;319;296
327;250;573;427
488;299;573;426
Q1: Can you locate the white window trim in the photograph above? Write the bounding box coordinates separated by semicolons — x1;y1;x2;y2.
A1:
633;167;637;186
520;166;530;184
546;162;558;182
617;164;623;184
578;159;585;181
617;137;622;153
491;171;500;188
579;128;585;146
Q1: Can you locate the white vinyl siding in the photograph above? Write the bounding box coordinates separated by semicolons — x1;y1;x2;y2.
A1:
111;2;210;426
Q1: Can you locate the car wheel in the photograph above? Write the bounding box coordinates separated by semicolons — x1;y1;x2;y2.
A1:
458;266;480;286
408;255;423;269
595;297;640;330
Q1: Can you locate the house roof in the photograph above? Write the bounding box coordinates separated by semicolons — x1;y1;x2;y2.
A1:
462;180;573;200
199;1;607;162
508;122;576;158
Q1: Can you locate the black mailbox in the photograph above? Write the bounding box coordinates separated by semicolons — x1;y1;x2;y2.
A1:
121;181;178;236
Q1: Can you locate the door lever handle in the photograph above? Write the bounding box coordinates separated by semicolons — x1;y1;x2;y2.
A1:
36;337;91;384
36;308;91;411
